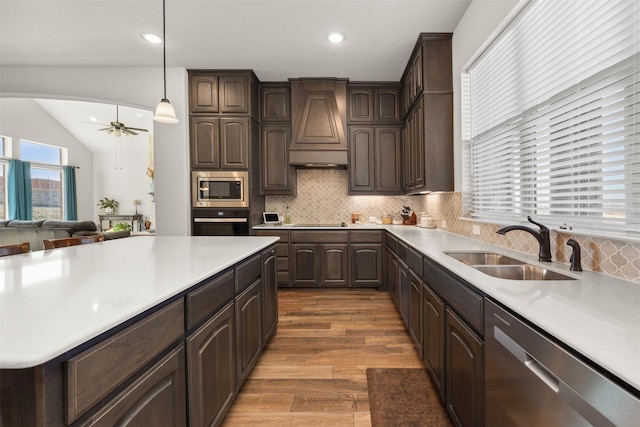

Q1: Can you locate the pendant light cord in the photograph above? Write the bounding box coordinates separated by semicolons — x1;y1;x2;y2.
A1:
162;0;167;99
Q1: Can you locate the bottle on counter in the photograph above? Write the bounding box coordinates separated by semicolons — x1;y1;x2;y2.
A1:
285;206;291;224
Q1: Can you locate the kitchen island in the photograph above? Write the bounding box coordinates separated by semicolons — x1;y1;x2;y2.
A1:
0;235;279;427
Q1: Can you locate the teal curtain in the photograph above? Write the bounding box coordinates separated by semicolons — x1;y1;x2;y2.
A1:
63;166;78;220
8;159;32;220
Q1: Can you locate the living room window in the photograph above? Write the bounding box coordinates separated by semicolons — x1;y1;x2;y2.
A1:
0;136;6;220
19;140;64;220
462;0;640;236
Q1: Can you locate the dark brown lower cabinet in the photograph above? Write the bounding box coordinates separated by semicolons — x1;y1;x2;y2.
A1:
386;249;399;303
445;308;484;427
398;259;410;326
422;282;445;400
262;246;278;344
290;243;318;286
82;345;186;427
187;302;235;427
351;244;383;287
408;269;422;353
254;230;289;287
320;244;349;287
235;280;263;387
290;238;349;287
384;232;484;426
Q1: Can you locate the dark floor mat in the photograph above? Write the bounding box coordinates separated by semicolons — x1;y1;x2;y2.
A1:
366;368;454;427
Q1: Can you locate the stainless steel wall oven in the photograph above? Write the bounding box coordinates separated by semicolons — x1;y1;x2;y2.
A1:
192;209;250;236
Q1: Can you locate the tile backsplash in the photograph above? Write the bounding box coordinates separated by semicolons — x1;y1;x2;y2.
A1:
265;169;420;224
265;170;640;284
422;192;640;284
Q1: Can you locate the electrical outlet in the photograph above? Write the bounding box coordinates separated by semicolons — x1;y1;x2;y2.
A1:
473;225;481;235
441;219;447;229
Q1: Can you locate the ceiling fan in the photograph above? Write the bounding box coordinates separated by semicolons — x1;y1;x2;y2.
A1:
90;105;149;136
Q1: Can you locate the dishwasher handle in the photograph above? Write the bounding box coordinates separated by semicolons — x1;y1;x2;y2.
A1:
494;326;616;427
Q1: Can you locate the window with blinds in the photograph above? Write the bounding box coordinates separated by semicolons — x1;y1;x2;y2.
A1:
464;0;640;235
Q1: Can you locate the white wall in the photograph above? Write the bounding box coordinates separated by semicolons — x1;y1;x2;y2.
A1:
451;0;522;190
0;66;190;235
0;98;94;220
92;134;153;226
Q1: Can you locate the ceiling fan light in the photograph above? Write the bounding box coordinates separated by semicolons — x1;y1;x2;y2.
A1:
153;98;179;123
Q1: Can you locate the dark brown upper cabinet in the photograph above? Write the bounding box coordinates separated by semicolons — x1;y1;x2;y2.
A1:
348;86;374;122
219;74;250;114
188;70;259;119
191;117;249;170
260;125;296;195
402;34;453;116
376;87;401;123
260;83;291;122
348;83;401;124
190;74;219;114
191;117;220;169
401;33;453;194
349;126;402;195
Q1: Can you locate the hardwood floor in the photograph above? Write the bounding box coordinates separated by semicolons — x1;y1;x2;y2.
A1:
221;289;424;427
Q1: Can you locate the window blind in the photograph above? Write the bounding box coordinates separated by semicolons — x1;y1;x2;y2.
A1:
466;0;640;234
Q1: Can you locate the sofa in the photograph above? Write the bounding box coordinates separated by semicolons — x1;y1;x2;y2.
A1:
0;220;130;251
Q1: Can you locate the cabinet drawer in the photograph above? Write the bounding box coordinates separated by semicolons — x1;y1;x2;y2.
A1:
255;230;289;242
236;253;261;293
407;246;423;276
291;231;348;243
275;243;289;257
187;269;235;330
398;240;408;262
277;256;289;271
386;232;399;253
350;230;383;243
80;345;186;427
66;300;184;423
423;256;484;336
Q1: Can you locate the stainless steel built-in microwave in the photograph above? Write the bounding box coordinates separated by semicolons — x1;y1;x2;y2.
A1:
192;171;249;208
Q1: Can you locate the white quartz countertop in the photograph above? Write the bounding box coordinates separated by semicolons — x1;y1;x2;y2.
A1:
383;226;640;393
0;236;278;369
254;223;386;230
257;223;640;392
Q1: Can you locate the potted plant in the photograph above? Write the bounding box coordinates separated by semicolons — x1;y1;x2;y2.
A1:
97;197;119;215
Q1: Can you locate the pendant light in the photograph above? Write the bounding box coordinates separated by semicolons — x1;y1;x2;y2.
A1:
153;0;179;124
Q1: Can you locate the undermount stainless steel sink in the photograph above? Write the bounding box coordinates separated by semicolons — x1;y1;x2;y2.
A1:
446;251;525;266
473;265;575;281
445;251;575;280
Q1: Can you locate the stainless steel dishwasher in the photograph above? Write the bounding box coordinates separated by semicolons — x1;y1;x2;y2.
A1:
485;299;640;426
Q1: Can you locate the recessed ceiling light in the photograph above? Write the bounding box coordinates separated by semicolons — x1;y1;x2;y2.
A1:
89;116;97;122
142;33;162;44
327;32;345;44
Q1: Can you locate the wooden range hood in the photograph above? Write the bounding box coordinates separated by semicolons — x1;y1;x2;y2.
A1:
289;78;349;167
